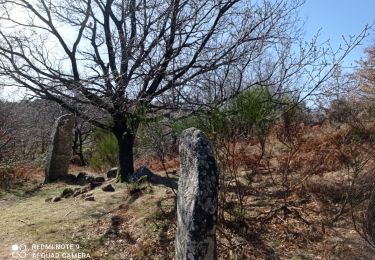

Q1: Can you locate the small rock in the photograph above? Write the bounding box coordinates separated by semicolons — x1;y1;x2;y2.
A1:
76;172;88;185
73;190;81;197
90;181;103;190
95;176;105;183
52;196;61;202
102;184;115;192
81;192;93;198
81;186;90;194
107;167;118;179
61;188;74;198
45;197;52;202
86;176;95;183
77;172;87;179
84;196;95;201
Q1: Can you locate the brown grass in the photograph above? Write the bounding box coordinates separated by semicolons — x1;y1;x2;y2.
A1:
1;121;374;259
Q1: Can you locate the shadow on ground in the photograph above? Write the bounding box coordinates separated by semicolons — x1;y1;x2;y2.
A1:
147;172;178;190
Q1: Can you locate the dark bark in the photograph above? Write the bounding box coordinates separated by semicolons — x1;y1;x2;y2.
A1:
72;128;86;166
113;116;136;182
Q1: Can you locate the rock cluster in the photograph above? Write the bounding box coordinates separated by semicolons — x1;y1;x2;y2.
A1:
47;172;115;203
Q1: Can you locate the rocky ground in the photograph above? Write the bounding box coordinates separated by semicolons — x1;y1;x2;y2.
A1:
1;162;375;259
0;169;178;260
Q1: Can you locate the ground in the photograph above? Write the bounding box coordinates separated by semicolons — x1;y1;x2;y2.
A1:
1;121;375;260
1;167;374;260
0;170;177;260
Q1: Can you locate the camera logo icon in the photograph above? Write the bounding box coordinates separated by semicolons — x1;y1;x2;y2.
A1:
11;244;27;258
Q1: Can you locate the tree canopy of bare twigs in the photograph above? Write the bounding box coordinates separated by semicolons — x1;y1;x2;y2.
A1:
0;0;369;181
359;43;375;100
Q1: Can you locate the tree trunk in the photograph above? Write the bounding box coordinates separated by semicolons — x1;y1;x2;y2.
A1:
117;132;135;182
72;128;86;166
113;117;137;182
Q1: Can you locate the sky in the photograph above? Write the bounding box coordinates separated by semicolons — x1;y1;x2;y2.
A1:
1;0;375;101
300;0;375;69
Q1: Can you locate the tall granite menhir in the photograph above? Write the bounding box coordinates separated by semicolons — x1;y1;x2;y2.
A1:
176;128;219;260
45;114;74;183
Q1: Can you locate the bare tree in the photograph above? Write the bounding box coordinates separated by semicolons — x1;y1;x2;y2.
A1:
359;43;375;100
0;0;368;181
72;116;93;165
0;101;16;158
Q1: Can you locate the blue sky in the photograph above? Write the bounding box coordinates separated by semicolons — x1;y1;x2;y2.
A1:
300;0;375;69
1;0;374;101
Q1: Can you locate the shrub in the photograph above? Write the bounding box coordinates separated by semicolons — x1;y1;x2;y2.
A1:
172;86;276;141
0;163;16;189
228;86;275;136
89;128;119;171
171;114;208;136
136;119;178;158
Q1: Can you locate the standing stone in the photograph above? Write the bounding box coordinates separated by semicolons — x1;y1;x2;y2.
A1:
44;114;74;183
176;128;219;260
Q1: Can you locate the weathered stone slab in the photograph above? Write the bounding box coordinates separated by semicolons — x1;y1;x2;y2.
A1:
175;127;219;260
44;114;74;183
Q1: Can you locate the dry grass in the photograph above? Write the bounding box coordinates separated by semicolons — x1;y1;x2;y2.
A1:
0;122;374;259
0;178;129;259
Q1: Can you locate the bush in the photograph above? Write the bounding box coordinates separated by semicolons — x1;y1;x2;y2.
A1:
0;163;16;189
228;86;275;136
172;86;276;140
89;128;119;171
136;119;178;158
171;114;207;136
328;98;354;124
